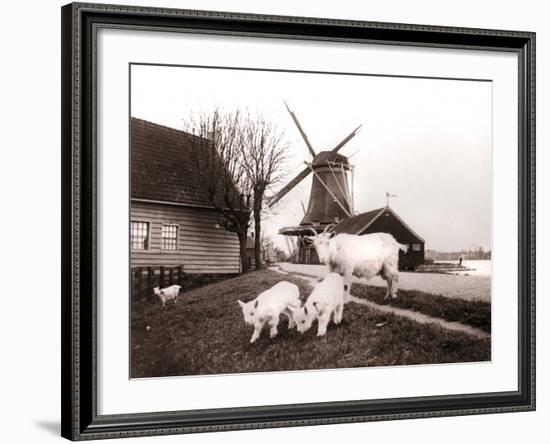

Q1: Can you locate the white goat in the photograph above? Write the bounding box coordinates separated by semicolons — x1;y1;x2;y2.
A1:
153;284;181;307
310;228;407;301
237;281;301;344
289;273;344;336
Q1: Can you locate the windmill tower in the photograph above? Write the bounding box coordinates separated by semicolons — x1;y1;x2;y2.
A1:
269;103;361;263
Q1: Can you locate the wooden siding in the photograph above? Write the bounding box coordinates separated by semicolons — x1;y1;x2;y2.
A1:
131;201;241;274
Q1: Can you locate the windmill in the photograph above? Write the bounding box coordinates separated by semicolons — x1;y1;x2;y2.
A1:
270;102;362;263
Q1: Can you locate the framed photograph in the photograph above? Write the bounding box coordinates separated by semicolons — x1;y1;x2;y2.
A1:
61;2;536;440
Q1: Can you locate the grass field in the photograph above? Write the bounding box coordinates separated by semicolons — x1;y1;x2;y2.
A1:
131;269;491;378
351;284;491;333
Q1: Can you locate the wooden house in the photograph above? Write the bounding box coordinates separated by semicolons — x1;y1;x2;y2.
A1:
332;206;425;270
130;118;243;275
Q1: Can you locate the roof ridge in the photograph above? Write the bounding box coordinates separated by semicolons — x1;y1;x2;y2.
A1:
354;207;386;235
332;206;423;241
385;206;425;243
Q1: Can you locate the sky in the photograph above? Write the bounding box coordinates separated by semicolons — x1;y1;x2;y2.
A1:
131;64;492;253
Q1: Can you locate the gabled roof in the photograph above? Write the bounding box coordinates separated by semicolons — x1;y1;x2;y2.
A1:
332;207;385;235
333;206;425;243
131;117;243;209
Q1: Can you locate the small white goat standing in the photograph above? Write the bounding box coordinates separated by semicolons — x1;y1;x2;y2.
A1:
237;281;301;344
153;284;181;307
290;273;345;336
309;228;407;301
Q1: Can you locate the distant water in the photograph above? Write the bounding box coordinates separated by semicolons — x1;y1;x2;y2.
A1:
436;260;492;276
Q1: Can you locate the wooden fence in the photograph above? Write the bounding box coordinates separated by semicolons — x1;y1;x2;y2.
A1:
131;265;185;303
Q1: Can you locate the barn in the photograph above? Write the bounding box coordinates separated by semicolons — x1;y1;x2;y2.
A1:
332;206;425;270
130;117;243;275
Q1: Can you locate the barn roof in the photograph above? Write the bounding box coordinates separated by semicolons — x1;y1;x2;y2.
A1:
332;208;385;235
131;117;244;210
333;206;425;242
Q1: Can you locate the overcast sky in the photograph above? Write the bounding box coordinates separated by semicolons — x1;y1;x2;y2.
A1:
131;64;492;252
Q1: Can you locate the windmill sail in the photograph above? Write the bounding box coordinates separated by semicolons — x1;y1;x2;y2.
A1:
268;165;311;207
269;103;361;209
330;125;362;153
284;101;316;157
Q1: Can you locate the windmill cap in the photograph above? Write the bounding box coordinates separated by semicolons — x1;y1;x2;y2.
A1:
312;151;350;167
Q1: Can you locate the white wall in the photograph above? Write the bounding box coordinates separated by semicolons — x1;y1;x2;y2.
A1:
0;0;546;443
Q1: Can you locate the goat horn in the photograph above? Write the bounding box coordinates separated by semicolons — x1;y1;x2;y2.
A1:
309;226;319;236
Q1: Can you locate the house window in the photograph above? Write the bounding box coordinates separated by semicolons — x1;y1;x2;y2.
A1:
131;221;149;250
412;243;422;251
161;224;178;250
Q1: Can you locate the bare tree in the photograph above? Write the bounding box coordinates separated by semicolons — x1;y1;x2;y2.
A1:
183;109;252;273
241;114;288;270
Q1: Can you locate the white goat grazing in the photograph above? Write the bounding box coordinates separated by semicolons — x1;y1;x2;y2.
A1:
290;273;344;337
153;284;181;307
310;229;407;301
237;281;301;344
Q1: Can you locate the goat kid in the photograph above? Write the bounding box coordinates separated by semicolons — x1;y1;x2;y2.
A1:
290;272;344;337
237;281;301;344
153;284;181;307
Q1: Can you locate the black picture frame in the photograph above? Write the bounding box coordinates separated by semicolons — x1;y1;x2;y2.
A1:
61;2;536;440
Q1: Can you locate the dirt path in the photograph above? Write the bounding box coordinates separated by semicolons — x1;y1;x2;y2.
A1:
270;266;490;340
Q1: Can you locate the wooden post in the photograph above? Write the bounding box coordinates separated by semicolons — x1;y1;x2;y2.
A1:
169;267;174;285
137;268;144;327
159;266;165;288
137;267;142;302
147;266;153;298
178;265;183;285
132;268;136;303
133;268;140;308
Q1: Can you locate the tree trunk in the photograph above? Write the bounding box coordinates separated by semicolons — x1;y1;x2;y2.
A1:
253;184;265;270
254;213;262;270
238;230;249;274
